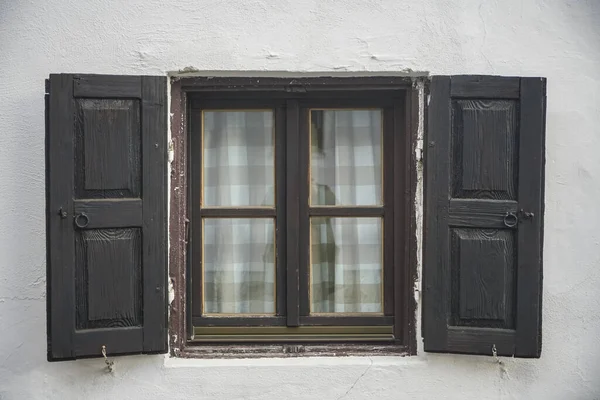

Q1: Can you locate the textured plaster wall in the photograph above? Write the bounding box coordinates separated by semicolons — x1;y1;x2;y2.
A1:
1;0;600;399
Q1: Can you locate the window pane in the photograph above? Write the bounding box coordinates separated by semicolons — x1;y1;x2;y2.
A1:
310;110;382;206
203;111;274;207
203;218;275;314
310;217;382;313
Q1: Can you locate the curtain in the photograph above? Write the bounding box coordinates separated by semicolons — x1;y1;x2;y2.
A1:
202;111;275;314
310;110;383;313
201;109;382;315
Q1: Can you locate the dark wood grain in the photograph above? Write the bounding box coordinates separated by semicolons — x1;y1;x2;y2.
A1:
74;75;142;98
74;327;143;357
47;74;76;360
47;74;168;361
452;99;517;200
450;76;520;99
446;327;515;356
515;77;546;357
448;199;518;228
73;199;143;228
74;99;141;199
423;76;451;353
423;75;546;358
450;229;515;329
141;76;168;353
75;229;142;329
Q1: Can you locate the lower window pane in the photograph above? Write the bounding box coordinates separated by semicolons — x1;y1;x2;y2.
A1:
310;217;383;313
203;218;275;314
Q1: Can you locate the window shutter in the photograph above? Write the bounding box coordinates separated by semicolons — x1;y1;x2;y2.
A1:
423;75;546;358
46;74;167;361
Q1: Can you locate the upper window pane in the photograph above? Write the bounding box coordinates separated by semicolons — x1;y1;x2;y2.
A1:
310;109;382;206
203;110;275;207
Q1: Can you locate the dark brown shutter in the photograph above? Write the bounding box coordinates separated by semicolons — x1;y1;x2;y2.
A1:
46;74;167;361
423;75;546;358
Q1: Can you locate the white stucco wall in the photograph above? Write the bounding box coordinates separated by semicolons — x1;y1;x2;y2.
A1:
1;0;600;399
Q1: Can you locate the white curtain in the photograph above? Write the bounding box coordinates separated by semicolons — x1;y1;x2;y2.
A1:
201;109;383;314
202;111;275;314
310;110;383;313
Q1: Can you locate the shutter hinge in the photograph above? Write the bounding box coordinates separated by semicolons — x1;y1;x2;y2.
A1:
45;79;50;95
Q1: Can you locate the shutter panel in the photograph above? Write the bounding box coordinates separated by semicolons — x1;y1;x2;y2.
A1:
46;74;167;361
423;75;546;358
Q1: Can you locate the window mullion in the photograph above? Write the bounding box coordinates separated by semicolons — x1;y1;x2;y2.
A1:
285;99;301;327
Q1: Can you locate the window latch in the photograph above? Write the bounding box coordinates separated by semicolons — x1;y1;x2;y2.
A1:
57;207;67;219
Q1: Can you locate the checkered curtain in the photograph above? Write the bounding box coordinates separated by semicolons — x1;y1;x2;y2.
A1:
311;110;382;313
202;111;275;314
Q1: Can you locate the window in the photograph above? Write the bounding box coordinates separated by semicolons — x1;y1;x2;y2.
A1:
187;94;407;344
45;74;545;361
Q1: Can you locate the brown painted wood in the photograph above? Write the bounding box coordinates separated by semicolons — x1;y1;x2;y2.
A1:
190;104;203;319
308;207;384;217
193;316;287;327
299;316;393;326
275;106;287;317
382;107;395;316
180;76;414;92
168;80;191;348
287;100;301;326
46;74;168;361
199;208;276;217
403;89;419;354
424;75;545;358
173;80;418;353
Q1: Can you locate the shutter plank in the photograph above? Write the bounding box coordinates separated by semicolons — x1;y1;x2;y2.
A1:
423;76;451;352
424;75;546;358
47;74;76;360
141;76;168;352
74;75;142;98
515;78;546;357
73;199;143;228
46;74;167;360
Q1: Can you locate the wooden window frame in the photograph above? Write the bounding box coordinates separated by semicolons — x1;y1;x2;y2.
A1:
169;77;420;358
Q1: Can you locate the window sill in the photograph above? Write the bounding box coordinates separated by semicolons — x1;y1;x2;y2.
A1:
171;342;409;360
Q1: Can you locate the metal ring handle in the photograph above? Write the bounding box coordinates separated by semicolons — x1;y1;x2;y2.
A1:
74;212;89;229
503;212;518;228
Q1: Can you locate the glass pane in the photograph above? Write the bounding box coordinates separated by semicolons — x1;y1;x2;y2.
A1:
203;110;274;207
310;109;382;206
310;217;382;313
203;218;275;314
